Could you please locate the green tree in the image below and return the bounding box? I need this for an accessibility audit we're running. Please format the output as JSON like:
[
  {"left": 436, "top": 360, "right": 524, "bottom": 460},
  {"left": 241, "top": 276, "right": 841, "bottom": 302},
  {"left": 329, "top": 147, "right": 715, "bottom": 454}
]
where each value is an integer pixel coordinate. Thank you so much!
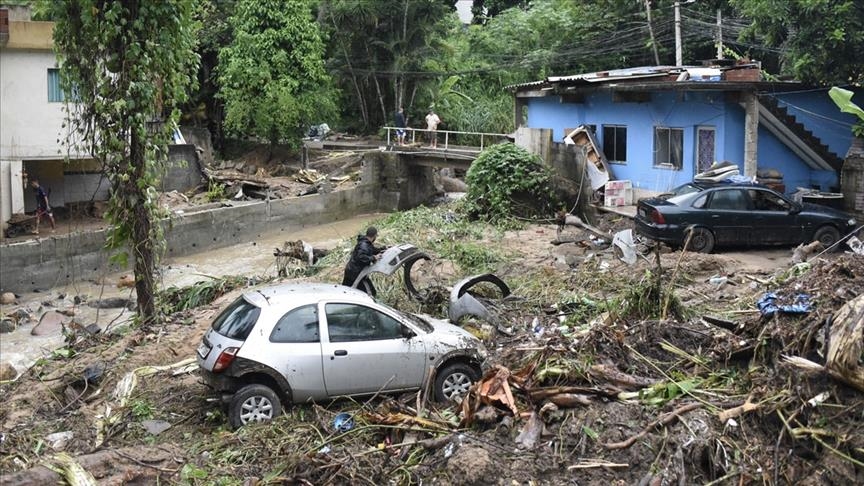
[
  {"left": 321, "top": 0, "right": 456, "bottom": 131},
  {"left": 51, "top": 0, "right": 199, "bottom": 324},
  {"left": 218, "top": 0, "right": 336, "bottom": 149},
  {"left": 731, "top": 0, "right": 864, "bottom": 84}
]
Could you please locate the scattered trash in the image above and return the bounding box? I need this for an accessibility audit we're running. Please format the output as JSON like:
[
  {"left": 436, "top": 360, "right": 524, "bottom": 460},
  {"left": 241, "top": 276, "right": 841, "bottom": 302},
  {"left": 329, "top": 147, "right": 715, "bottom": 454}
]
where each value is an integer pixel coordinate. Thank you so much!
[
  {"left": 45, "top": 431, "right": 74, "bottom": 451},
  {"left": 333, "top": 413, "right": 355, "bottom": 433},
  {"left": 756, "top": 292, "right": 811, "bottom": 317},
  {"left": 611, "top": 229, "right": 637, "bottom": 265},
  {"left": 847, "top": 235, "right": 864, "bottom": 255},
  {"left": 708, "top": 275, "right": 728, "bottom": 285},
  {"left": 141, "top": 420, "right": 172, "bottom": 436}
]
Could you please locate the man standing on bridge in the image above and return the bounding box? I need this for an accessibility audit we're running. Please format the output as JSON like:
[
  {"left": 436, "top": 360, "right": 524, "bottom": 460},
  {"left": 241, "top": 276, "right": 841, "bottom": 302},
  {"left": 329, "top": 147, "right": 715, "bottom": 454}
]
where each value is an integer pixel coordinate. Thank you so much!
[
  {"left": 425, "top": 110, "right": 441, "bottom": 149},
  {"left": 395, "top": 106, "right": 407, "bottom": 146}
]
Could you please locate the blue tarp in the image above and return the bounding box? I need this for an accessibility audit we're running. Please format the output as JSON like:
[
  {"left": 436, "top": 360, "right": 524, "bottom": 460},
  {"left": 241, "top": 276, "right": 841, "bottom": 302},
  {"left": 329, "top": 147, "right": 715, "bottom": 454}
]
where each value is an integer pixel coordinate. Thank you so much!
[{"left": 757, "top": 292, "right": 812, "bottom": 317}]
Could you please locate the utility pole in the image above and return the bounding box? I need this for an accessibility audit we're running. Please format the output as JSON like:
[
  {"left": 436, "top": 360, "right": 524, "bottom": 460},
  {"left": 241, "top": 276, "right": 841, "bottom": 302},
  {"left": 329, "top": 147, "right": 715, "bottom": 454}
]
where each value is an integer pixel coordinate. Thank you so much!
[
  {"left": 674, "top": 1, "right": 683, "bottom": 66},
  {"left": 644, "top": 0, "right": 661, "bottom": 66},
  {"left": 716, "top": 9, "right": 724, "bottom": 59}
]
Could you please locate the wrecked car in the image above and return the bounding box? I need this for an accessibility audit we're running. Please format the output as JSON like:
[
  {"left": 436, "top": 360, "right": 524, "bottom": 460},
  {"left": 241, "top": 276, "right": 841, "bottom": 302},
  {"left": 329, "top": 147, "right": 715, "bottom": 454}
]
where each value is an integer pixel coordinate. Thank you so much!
[
  {"left": 634, "top": 181, "right": 858, "bottom": 253},
  {"left": 197, "top": 283, "right": 486, "bottom": 427}
]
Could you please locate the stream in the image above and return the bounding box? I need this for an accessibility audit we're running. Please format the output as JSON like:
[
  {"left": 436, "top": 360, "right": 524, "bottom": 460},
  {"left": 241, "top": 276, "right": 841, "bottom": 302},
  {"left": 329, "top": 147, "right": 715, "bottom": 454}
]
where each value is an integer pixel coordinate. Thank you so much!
[{"left": 0, "top": 214, "right": 384, "bottom": 372}]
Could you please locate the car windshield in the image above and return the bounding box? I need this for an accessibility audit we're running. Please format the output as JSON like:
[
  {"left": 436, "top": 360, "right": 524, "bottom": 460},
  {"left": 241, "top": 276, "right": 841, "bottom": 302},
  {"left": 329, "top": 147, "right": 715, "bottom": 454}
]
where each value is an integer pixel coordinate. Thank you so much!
[
  {"left": 211, "top": 297, "right": 261, "bottom": 341},
  {"left": 392, "top": 308, "right": 434, "bottom": 333},
  {"left": 663, "top": 183, "right": 703, "bottom": 198}
]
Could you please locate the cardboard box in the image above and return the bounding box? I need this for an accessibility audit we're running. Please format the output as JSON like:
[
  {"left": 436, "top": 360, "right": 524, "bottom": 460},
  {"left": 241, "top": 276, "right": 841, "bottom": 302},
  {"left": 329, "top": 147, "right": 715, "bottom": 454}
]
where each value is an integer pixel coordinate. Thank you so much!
[{"left": 604, "top": 180, "right": 633, "bottom": 207}]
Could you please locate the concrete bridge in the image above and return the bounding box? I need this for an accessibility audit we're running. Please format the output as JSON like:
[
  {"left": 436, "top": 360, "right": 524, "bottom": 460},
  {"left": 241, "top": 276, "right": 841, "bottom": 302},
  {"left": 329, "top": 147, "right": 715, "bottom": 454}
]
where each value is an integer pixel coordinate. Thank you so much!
[{"left": 309, "top": 127, "right": 511, "bottom": 170}]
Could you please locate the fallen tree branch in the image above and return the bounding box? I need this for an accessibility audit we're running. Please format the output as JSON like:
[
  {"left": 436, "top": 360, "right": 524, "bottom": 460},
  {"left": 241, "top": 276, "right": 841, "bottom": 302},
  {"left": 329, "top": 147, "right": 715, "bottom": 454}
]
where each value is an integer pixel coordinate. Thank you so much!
[
  {"left": 603, "top": 402, "right": 702, "bottom": 450},
  {"left": 717, "top": 396, "right": 758, "bottom": 423}
]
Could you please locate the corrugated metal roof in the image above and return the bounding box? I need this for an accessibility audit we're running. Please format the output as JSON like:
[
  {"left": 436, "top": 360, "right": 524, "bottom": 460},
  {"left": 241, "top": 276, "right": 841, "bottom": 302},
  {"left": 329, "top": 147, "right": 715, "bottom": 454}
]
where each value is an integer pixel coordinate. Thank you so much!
[{"left": 509, "top": 64, "right": 766, "bottom": 91}]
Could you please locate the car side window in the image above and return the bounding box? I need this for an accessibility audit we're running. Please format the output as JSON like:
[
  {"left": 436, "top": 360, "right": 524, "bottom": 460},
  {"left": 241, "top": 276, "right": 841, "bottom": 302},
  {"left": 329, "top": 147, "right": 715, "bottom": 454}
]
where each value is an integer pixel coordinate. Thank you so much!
[
  {"left": 707, "top": 189, "right": 747, "bottom": 210},
  {"left": 692, "top": 194, "right": 708, "bottom": 209},
  {"left": 748, "top": 189, "right": 790, "bottom": 211},
  {"left": 270, "top": 304, "right": 319, "bottom": 343},
  {"left": 326, "top": 303, "right": 403, "bottom": 342}
]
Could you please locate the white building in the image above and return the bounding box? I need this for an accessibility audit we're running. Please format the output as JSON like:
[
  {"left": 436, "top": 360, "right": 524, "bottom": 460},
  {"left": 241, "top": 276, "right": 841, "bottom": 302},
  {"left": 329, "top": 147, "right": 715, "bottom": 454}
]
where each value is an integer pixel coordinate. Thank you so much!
[{"left": 0, "top": 5, "right": 104, "bottom": 236}]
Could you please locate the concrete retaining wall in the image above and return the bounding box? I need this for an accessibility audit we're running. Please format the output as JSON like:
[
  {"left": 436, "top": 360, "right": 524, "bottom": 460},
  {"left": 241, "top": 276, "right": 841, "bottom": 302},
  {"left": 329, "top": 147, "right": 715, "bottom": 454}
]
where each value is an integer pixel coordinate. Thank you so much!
[
  {"left": 0, "top": 150, "right": 448, "bottom": 293},
  {"left": 0, "top": 183, "right": 384, "bottom": 293}
]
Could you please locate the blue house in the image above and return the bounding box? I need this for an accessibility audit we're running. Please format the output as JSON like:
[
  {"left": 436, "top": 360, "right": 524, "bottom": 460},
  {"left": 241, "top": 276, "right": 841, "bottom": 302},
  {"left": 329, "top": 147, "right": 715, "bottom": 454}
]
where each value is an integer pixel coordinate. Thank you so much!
[{"left": 511, "top": 63, "right": 860, "bottom": 198}]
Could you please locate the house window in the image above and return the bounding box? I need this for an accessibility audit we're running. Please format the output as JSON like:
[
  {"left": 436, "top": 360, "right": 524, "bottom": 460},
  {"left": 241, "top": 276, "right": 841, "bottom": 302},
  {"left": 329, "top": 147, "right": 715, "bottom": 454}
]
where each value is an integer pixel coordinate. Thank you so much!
[
  {"left": 602, "top": 125, "right": 627, "bottom": 163},
  {"left": 654, "top": 127, "right": 684, "bottom": 169},
  {"left": 47, "top": 68, "right": 66, "bottom": 103}
]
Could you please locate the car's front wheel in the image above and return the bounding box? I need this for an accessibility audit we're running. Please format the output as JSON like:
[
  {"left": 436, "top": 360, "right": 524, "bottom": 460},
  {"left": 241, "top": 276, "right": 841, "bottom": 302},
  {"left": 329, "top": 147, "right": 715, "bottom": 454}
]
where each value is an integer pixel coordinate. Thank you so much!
[
  {"left": 434, "top": 363, "right": 480, "bottom": 402},
  {"left": 228, "top": 384, "right": 282, "bottom": 428},
  {"left": 813, "top": 225, "right": 840, "bottom": 248},
  {"left": 684, "top": 227, "right": 715, "bottom": 253}
]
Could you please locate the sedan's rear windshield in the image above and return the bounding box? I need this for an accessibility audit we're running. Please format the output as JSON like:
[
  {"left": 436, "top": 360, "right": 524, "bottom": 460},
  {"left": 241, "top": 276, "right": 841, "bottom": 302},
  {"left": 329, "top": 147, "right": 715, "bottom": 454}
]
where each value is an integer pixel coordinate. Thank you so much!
[{"left": 211, "top": 297, "right": 261, "bottom": 341}]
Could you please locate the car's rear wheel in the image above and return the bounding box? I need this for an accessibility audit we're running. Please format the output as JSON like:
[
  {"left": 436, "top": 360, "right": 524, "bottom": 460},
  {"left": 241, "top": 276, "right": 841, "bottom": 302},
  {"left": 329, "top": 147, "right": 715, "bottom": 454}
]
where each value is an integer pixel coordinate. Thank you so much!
[
  {"left": 684, "top": 227, "right": 715, "bottom": 253},
  {"left": 434, "top": 363, "right": 480, "bottom": 402},
  {"left": 813, "top": 225, "right": 840, "bottom": 248},
  {"left": 229, "top": 384, "right": 282, "bottom": 428}
]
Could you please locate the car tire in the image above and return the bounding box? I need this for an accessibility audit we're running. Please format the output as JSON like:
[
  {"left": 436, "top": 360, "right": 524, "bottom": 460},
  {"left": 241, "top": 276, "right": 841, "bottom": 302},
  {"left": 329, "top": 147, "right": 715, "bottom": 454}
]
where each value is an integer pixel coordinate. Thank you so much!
[
  {"left": 434, "top": 363, "right": 480, "bottom": 402},
  {"left": 684, "top": 227, "right": 715, "bottom": 254},
  {"left": 813, "top": 225, "right": 840, "bottom": 248},
  {"left": 228, "top": 384, "right": 282, "bottom": 428}
]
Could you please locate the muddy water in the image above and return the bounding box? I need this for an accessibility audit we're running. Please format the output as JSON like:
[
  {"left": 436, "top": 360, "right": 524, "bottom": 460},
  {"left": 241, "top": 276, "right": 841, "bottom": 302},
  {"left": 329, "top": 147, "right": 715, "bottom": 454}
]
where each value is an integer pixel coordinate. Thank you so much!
[{"left": 0, "top": 214, "right": 385, "bottom": 372}]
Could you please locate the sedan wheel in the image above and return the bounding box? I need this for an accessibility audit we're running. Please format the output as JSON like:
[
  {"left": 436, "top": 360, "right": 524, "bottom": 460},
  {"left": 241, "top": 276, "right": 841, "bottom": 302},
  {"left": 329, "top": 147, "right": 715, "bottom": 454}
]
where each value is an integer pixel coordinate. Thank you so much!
[
  {"left": 434, "top": 363, "right": 480, "bottom": 402},
  {"left": 813, "top": 225, "right": 840, "bottom": 248},
  {"left": 229, "top": 384, "right": 282, "bottom": 428},
  {"left": 684, "top": 227, "right": 715, "bottom": 254}
]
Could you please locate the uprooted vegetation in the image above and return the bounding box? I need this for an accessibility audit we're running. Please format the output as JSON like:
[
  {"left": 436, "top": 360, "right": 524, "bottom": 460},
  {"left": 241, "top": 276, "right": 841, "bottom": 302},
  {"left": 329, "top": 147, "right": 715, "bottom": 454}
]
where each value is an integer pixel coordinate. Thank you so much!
[{"left": 1, "top": 202, "right": 862, "bottom": 485}]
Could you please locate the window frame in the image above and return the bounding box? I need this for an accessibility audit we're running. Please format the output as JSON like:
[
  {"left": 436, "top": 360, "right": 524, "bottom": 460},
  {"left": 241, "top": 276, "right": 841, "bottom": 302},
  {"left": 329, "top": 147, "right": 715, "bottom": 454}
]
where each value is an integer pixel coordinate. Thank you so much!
[
  {"left": 654, "top": 126, "right": 684, "bottom": 170},
  {"left": 325, "top": 303, "right": 405, "bottom": 343},
  {"left": 47, "top": 68, "right": 65, "bottom": 103},
  {"left": 601, "top": 124, "right": 627, "bottom": 164},
  {"left": 269, "top": 304, "right": 320, "bottom": 343}
]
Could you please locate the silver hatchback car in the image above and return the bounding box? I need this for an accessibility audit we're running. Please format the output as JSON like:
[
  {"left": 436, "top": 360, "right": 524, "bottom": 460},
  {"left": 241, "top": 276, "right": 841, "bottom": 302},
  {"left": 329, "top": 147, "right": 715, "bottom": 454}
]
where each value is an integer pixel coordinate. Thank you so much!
[{"left": 197, "top": 283, "right": 486, "bottom": 427}]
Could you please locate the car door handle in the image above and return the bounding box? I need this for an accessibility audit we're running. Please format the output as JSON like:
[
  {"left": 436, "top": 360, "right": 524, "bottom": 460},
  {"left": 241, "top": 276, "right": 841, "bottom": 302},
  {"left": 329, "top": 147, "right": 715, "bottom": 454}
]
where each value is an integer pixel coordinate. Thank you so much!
[{"left": 333, "top": 350, "right": 348, "bottom": 356}]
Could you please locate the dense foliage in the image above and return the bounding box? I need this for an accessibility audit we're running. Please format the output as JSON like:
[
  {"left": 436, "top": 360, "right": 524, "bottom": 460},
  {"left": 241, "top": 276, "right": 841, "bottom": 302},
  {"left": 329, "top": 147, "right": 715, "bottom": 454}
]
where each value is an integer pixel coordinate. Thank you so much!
[
  {"left": 731, "top": 0, "right": 864, "bottom": 85},
  {"left": 464, "top": 143, "right": 559, "bottom": 221},
  {"left": 51, "top": 0, "right": 199, "bottom": 323},
  {"left": 218, "top": 0, "right": 336, "bottom": 148}
]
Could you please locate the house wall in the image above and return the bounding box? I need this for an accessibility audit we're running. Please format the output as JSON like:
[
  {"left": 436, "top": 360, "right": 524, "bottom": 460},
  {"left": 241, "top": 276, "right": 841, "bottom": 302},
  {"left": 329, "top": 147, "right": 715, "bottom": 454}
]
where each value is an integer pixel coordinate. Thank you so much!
[
  {"left": 524, "top": 89, "right": 842, "bottom": 195},
  {"left": 773, "top": 89, "right": 861, "bottom": 159},
  {"left": 526, "top": 91, "right": 727, "bottom": 193},
  {"left": 0, "top": 49, "right": 68, "bottom": 160},
  {"left": 723, "top": 104, "right": 837, "bottom": 192}
]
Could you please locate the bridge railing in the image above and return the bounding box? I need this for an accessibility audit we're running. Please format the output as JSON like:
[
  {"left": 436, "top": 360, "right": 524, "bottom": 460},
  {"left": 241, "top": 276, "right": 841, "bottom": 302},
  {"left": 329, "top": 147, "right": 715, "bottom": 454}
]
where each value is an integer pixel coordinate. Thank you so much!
[{"left": 383, "top": 126, "right": 512, "bottom": 152}]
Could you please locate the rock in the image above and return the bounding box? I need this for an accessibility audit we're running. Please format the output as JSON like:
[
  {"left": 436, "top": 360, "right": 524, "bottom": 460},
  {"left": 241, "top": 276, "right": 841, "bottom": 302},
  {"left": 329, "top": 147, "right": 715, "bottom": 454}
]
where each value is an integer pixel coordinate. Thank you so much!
[
  {"left": 0, "top": 292, "right": 16, "bottom": 305},
  {"left": 31, "top": 311, "right": 68, "bottom": 336},
  {"left": 44, "top": 431, "right": 73, "bottom": 451},
  {"left": 73, "top": 295, "right": 83, "bottom": 305},
  {"left": 58, "top": 308, "right": 77, "bottom": 317},
  {"left": 441, "top": 175, "right": 468, "bottom": 192},
  {"left": 88, "top": 297, "right": 132, "bottom": 309},
  {"left": 0, "top": 319, "right": 16, "bottom": 333},
  {"left": 118, "top": 274, "right": 136, "bottom": 288},
  {"left": 84, "top": 323, "right": 102, "bottom": 335},
  {"left": 0, "top": 362, "right": 18, "bottom": 381},
  {"left": 446, "top": 446, "right": 492, "bottom": 485},
  {"left": 83, "top": 362, "right": 106, "bottom": 384}
]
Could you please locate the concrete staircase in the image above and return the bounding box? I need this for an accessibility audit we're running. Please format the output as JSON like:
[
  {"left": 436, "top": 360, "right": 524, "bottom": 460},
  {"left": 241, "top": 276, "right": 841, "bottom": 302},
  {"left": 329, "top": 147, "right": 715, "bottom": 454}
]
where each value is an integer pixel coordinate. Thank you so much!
[{"left": 758, "top": 95, "right": 844, "bottom": 171}]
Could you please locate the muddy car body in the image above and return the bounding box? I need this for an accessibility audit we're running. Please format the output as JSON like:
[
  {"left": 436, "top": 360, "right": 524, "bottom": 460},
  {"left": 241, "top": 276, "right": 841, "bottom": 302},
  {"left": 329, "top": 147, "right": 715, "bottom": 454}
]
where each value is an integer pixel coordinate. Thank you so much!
[
  {"left": 197, "top": 283, "right": 485, "bottom": 427},
  {"left": 634, "top": 182, "right": 857, "bottom": 253}
]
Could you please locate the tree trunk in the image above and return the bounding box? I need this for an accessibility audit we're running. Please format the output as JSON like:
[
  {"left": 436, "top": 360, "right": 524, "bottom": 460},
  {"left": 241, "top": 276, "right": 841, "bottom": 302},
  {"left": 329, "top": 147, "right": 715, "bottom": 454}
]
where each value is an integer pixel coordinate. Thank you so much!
[{"left": 129, "top": 130, "right": 157, "bottom": 324}]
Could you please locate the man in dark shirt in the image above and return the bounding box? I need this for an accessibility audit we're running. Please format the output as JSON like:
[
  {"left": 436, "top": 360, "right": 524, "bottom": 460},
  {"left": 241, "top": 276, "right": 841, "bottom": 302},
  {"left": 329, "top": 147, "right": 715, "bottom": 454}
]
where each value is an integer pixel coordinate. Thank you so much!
[
  {"left": 341, "top": 226, "right": 384, "bottom": 296},
  {"left": 30, "top": 179, "right": 56, "bottom": 234},
  {"left": 394, "top": 107, "right": 407, "bottom": 146}
]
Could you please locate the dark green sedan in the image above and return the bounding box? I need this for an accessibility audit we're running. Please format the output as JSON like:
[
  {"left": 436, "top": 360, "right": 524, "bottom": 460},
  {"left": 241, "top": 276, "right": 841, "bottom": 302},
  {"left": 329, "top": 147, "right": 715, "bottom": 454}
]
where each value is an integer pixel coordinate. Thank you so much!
[{"left": 634, "top": 182, "right": 858, "bottom": 253}]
